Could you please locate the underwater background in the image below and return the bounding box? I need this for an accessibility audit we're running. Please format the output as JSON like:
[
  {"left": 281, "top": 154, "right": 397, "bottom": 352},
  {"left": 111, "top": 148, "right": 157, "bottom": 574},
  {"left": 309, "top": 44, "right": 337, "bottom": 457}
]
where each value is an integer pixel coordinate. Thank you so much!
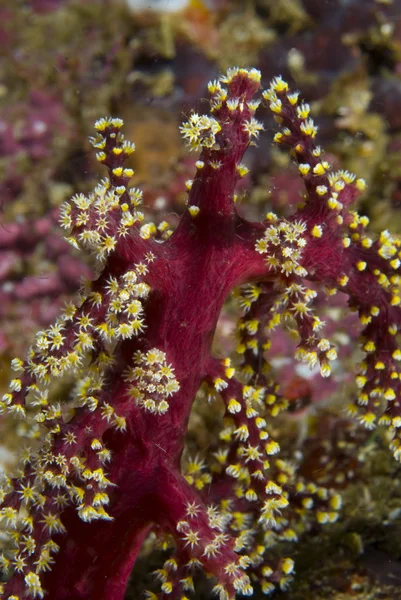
[{"left": 2, "top": 1, "right": 401, "bottom": 598}]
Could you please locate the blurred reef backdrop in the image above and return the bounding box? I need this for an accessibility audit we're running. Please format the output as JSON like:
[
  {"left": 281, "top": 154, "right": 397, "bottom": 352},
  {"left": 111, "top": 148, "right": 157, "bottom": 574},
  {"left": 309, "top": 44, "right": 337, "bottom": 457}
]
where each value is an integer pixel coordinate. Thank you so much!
[{"left": 2, "top": 0, "right": 401, "bottom": 598}]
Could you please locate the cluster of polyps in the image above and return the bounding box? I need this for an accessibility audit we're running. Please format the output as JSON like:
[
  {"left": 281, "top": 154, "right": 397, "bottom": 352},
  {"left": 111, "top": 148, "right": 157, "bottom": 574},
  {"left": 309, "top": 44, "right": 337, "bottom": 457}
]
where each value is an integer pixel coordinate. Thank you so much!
[
  {"left": 124, "top": 348, "right": 180, "bottom": 414},
  {"left": 0, "top": 66, "right": 400, "bottom": 600}
]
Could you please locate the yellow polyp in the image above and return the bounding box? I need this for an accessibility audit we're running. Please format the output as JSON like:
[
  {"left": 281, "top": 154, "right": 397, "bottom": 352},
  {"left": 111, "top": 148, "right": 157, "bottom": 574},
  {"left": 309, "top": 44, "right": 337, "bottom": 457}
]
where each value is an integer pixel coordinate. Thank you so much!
[
  {"left": 236, "top": 164, "right": 250, "bottom": 177},
  {"left": 363, "top": 341, "right": 376, "bottom": 352},
  {"left": 379, "top": 243, "right": 397, "bottom": 260},
  {"left": 245, "top": 489, "right": 258, "bottom": 501},
  {"left": 161, "top": 581, "right": 173, "bottom": 594},
  {"left": 265, "top": 441, "right": 280, "bottom": 455},
  {"left": 320, "top": 363, "right": 331, "bottom": 378},
  {"left": 356, "top": 261, "right": 367, "bottom": 271},
  {"left": 188, "top": 205, "right": 200, "bottom": 217},
  {"left": 246, "top": 339, "right": 258, "bottom": 351},
  {"left": 95, "top": 117, "right": 112, "bottom": 131},
  {"left": 297, "top": 104, "right": 310, "bottom": 119},
  {"left": 112, "top": 167, "right": 123, "bottom": 177},
  {"left": 139, "top": 223, "right": 157, "bottom": 240},
  {"left": 298, "top": 163, "right": 311, "bottom": 176},
  {"left": 300, "top": 118, "right": 318, "bottom": 137},
  {"left": 361, "top": 237, "right": 373, "bottom": 248},
  {"left": 313, "top": 162, "right": 326, "bottom": 175},
  {"left": 358, "top": 393, "right": 368, "bottom": 405},
  {"left": 316, "top": 511, "right": 329, "bottom": 524},
  {"left": 255, "top": 416, "right": 266, "bottom": 429},
  {"left": 225, "top": 367, "right": 235, "bottom": 379},
  {"left": 384, "top": 388, "right": 396, "bottom": 401},
  {"left": 242, "top": 360, "right": 258, "bottom": 381},
  {"left": 270, "top": 100, "right": 282, "bottom": 114},
  {"left": 393, "top": 416, "right": 401, "bottom": 428},
  {"left": 333, "top": 180, "right": 345, "bottom": 192},
  {"left": 282, "top": 558, "right": 295, "bottom": 575},
  {"left": 360, "top": 412, "right": 377, "bottom": 429},
  {"left": 326, "top": 348, "right": 337, "bottom": 361},
  {"left": 311, "top": 225, "right": 322, "bottom": 238},
  {"left": 377, "top": 272, "right": 390, "bottom": 287},
  {"left": 234, "top": 425, "right": 249, "bottom": 441},
  {"left": 330, "top": 494, "right": 342, "bottom": 510},
  {"left": 271, "top": 76, "right": 289, "bottom": 92},
  {"left": 356, "top": 375, "right": 367, "bottom": 388},
  {"left": 214, "top": 377, "right": 228, "bottom": 391},
  {"left": 228, "top": 398, "right": 242, "bottom": 414}
]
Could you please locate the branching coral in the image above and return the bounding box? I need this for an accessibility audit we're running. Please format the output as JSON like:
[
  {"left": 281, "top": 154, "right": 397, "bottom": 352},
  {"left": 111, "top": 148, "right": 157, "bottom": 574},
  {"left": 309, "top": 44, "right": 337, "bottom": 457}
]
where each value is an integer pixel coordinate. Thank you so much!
[{"left": 0, "top": 67, "right": 401, "bottom": 600}]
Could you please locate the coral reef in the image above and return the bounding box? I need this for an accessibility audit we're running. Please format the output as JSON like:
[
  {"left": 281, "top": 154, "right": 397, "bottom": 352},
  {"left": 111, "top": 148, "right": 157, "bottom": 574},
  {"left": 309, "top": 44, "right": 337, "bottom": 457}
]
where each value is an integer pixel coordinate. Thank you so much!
[
  {"left": 1, "top": 67, "right": 401, "bottom": 600},
  {"left": 2, "top": 1, "right": 401, "bottom": 598}
]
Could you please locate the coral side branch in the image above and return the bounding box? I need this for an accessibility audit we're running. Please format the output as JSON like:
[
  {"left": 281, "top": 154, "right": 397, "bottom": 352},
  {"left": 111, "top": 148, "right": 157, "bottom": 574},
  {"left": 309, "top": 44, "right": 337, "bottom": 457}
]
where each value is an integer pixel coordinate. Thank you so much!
[
  {"left": 0, "top": 67, "right": 400, "bottom": 600},
  {"left": 180, "top": 68, "right": 263, "bottom": 218},
  {"left": 61, "top": 117, "right": 151, "bottom": 263}
]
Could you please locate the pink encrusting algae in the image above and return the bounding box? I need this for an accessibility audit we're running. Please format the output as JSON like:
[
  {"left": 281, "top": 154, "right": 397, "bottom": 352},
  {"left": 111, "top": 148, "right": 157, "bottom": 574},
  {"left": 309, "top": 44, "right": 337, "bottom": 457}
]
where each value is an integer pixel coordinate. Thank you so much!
[{"left": 1, "top": 67, "right": 401, "bottom": 599}]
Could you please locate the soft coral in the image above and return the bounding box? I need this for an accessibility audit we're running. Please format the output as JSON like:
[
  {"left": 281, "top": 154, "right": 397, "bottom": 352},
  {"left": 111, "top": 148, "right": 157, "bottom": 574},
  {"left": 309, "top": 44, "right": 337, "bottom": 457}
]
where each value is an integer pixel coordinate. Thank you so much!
[{"left": 1, "top": 67, "right": 401, "bottom": 600}]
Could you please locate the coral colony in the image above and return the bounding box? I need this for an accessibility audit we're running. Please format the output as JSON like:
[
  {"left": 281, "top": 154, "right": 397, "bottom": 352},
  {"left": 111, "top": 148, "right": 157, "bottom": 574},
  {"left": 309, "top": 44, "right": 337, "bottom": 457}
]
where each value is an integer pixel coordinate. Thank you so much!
[{"left": 0, "top": 67, "right": 401, "bottom": 600}]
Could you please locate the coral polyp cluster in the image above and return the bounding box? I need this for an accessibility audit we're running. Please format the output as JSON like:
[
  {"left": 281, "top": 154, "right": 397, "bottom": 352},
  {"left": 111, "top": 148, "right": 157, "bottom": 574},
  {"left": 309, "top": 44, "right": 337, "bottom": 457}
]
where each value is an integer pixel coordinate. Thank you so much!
[{"left": 0, "top": 67, "right": 400, "bottom": 600}]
